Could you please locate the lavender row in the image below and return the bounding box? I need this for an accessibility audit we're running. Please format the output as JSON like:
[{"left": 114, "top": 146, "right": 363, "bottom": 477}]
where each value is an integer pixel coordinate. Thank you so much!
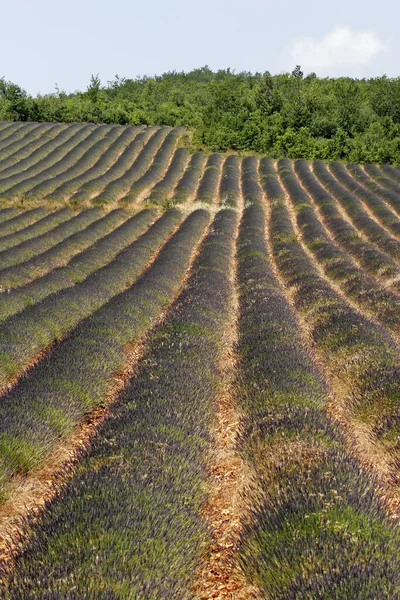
[
  {"left": 379, "top": 162, "right": 400, "bottom": 185},
  {"left": 0, "top": 209, "right": 19, "bottom": 224},
  {"left": 262, "top": 162, "right": 400, "bottom": 471},
  {"left": 235, "top": 192, "right": 400, "bottom": 598},
  {"left": 219, "top": 154, "right": 241, "bottom": 206},
  {"left": 195, "top": 152, "right": 223, "bottom": 203},
  {"left": 0, "top": 123, "right": 59, "bottom": 172},
  {"left": 89, "top": 126, "right": 169, "bottom": 204},
  {"left": 0, "top": 209, "right": 155, "bottom": 321},
  {"left": 0, "top": 126, "right": 108, "bottom": 197},
  {"left": 171, "top": 151, "right": 206, "bottom": 203},
  {"left": 277, "top": 158, "right": 400, "bottom": 332},
  {"left": 313, "top": 160, "right": 400, "bottom": 261},
  {"left": 0, "top": 209, "right": 128, "bottom": 289},
  {"left": 0, "top": 124, "right": 42, "bottom": 159},
  {"left": 7, "top": 125, "right": 123, "bottom": 199},
  {"left": 364, "top": 163, "right": 400, "bottom": 196},
  {"left": 0, "top": 210, "right": 208, "bottom": 485},
  {"left": 0, "top": 209, "right": 100, "bottom": 269},
  {"left": 0, "top": 207, "right": 74, "bottom": 252},
  {"left": 146, "top": 147, "right": 189, "bottom": 205},
  {"left": 294, "top": 159, "right": 400, "bottom": 285},
  {"left": 330, "top": 161, "right": 400, "bottom": 237},
  {"left": 241, "top": 155, "right": 263, "bottom": 204},
  {"left": 121, "top": 127, "right": 184, "bottom": 203},
  {"left": 0, "top": 210, "right": 241, "bottom": 599},
  {"left": 0, "top": 122, "right": 28, "bottom": 144},
  {"left": 346, "top": 162, "right": 400, "bottom": 218},
  {"left": 0, "top": 124, "right": 81, "bottom": 184},
  {"left": 49, "top": 125, "right": 148, "bottom": 202},
  {"left": 0, "top": 207, "right": 48, "bottom": 241},
  {"left": 0, "top": 209, "right": 181, "bottom": 389}
]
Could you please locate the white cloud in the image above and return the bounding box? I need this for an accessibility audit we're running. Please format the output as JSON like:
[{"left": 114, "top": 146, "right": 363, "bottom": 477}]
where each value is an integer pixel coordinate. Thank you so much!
[{"left": 288, "top": 26, "right": 387, "bottom": 73}]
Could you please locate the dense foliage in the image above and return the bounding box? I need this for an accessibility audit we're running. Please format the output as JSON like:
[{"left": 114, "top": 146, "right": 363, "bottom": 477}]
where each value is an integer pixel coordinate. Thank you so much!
[{"left": 3, "top": 68, "right": 400, "bottom": 163}]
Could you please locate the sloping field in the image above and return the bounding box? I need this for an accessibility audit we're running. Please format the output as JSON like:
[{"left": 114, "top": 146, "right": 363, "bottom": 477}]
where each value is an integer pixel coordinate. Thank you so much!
[{"left": 0, "top": 122, "right": 400, "bottom": 597}]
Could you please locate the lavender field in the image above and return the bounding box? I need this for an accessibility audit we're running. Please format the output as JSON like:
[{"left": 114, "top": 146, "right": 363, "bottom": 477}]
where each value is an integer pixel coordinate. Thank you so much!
[{"left": 0, "top": 121, "right": 399, "bottom": 598}]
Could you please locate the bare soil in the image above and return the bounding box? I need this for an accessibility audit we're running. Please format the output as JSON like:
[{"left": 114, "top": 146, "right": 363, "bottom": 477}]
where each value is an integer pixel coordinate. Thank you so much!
[{"left": 193, "top": 195, "right": 262, "bottom": 600}]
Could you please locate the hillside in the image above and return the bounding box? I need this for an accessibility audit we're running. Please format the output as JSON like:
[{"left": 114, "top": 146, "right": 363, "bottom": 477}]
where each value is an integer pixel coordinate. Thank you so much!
[
  {"left": 0, "top": 120, "right": 399, "bottom": 212},
  {"left": 0, "top": 121, "right": 400, "bottom": 597},
  {"left": 3, "top": 68, "right": 400, "bottom": 164}
]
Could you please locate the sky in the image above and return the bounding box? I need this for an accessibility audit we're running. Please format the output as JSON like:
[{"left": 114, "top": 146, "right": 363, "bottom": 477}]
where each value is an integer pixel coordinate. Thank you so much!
[{"left": 0, "top": 0, "right": 399, "bottom": 95}]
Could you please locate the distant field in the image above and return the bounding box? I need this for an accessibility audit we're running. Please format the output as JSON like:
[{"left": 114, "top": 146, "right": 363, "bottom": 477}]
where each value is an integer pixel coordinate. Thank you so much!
[{"left": 1, "top": 121, "right": 400, "bottom": 597}]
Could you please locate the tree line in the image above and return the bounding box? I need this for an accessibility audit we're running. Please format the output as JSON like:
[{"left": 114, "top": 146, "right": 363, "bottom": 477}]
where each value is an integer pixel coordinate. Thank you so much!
[{"left": 1, "top": 66, "right": 400, "bottom": 164}]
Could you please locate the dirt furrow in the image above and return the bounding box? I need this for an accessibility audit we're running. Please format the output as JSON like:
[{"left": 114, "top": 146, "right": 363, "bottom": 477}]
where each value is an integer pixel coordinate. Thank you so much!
[{"left": 193, "top": 201, "right": 261, "bottom": 600}]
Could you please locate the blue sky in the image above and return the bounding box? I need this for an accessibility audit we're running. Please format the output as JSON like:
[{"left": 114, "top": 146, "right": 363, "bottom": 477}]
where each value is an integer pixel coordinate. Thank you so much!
[{"left": 1, "top": 0, "right": 399, "bottom": 94}]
